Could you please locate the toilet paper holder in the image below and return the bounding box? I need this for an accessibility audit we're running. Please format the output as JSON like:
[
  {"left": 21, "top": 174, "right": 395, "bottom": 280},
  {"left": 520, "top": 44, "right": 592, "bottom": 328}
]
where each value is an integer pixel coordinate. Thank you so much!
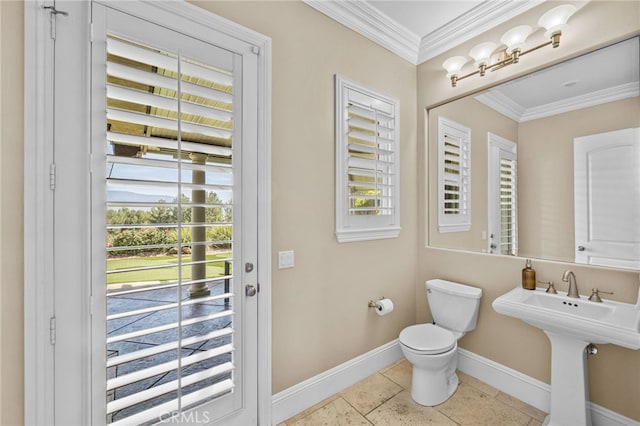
[{"left": 368, "top": 297, "right": 386, "bottom": 308}]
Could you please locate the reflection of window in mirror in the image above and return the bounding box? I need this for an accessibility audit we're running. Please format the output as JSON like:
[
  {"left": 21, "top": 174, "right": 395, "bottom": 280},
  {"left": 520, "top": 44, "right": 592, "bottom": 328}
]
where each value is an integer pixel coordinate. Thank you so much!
[
  {"left": 487, "top": 133, "right": 517, "bottom": 256},
  {"left": 438, "top": 117, "right": 471, "bottom": 233}
]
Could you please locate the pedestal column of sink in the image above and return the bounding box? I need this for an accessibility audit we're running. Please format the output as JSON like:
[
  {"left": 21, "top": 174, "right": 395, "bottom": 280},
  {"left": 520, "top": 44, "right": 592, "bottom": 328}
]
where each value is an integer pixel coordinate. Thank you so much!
[{"left": 543, "top": 331, "right": 592, "bottom": 426}]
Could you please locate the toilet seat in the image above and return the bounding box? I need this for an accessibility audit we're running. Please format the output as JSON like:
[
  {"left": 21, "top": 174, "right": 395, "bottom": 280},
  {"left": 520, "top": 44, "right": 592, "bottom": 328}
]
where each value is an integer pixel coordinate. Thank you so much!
[{"left": 399, "top": 324, "right": 456, "bottom": 355}]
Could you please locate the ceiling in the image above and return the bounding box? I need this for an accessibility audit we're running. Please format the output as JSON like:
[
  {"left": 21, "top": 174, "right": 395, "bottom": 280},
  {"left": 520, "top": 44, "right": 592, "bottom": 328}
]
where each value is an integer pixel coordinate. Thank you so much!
[
  {"left": 304, "top": 1, "right": 640, "bottom": 115},
  {"left": 304, "top": 0, "right": 542, "bottom": 64},
  {"left": 368, "top": 0, "right": 484, "bottom": 39}
]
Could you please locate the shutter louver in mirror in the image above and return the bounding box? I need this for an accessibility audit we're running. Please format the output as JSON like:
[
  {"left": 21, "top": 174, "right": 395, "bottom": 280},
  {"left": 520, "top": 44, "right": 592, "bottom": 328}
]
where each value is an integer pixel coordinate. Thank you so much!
[
  {"left": 438, "top": 118, "right": 471, "bottom": 233},
  {"left": 488, "top": 134, "right": 518, "bottom": 256},
  {"left": 105, "top": 35, "right": 236, "bottom": 425},
  {"left": 335, "top": 76, "right": 400, "bottom": 242},
  {"left": 499, "top": 157, "right": 517, "bottom": 255}
]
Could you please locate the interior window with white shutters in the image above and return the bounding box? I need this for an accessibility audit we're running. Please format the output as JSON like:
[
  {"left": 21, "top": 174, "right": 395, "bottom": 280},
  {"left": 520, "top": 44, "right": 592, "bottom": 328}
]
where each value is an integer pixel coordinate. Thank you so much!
[
  {"left": 103, "top": 34, "right": 236, "bottom": 425},
  {"left": 438, "top": 117, "right": 471, "bottom": 233},
  {"left": 335, "top": 75, "right": 400, "bottom": 242}
]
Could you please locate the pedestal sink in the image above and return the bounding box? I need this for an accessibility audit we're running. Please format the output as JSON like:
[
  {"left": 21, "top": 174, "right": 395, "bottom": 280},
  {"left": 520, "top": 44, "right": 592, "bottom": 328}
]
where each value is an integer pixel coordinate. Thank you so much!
[{"left": 492, "top": 287, "right": 640, "bottom": 426}]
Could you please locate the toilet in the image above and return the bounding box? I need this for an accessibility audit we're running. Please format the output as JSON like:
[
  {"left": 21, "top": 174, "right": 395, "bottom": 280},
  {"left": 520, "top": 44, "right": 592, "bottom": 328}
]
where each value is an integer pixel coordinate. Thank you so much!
[{"left": 399, "top": 279, "right": 482, "bottom": 406}]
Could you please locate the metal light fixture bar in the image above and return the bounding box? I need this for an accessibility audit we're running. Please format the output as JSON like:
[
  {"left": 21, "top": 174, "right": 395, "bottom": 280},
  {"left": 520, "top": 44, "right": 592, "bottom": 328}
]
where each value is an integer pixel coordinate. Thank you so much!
[{"left": 443, "top": 4, "right": 576, "bottom": 88}]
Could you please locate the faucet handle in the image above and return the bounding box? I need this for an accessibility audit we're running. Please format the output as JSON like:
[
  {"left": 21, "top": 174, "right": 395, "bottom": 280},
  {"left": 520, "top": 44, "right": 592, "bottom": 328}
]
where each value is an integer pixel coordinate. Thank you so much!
[
  {"left": 538, "top": 280, "right": 557, "bottom": 294},
  {"left": 588, "top": 288, "right": 613, "bottom": 303}
]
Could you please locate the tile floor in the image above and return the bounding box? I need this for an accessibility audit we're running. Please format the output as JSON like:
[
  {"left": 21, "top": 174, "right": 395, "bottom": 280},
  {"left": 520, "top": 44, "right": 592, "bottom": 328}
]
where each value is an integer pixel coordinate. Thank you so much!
[{"left": 279, "top": 359, "right": 547, "bottom": 426}]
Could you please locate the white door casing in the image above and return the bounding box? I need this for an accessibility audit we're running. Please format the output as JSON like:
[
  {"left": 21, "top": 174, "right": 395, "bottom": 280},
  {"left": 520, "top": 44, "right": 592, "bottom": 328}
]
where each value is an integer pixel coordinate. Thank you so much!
[
  {"left": 24, "top": 1, "right": 271, "bottom": 425},
  {"left": 574, "top": 128, "right": 640, "bottom": 269}
]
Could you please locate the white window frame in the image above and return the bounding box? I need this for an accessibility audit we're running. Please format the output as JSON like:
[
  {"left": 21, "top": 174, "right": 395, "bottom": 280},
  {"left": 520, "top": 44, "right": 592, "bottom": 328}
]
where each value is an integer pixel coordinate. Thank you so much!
[
  {"left": 24, "top": 1, "right": 272, "bottom": 424},
  {"left": 334, "top": 75, "right": 400, "bottom": 243},
  {"left": 437, "top": 117, "right": 471, "bottom": 233},
  {"left": 487, "top": 133, "right": 518, "bottom": 256}
]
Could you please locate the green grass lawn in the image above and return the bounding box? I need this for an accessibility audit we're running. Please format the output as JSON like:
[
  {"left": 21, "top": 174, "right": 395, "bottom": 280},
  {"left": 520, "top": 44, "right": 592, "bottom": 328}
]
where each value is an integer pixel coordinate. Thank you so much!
[{"left": 107, "top": 252, "right": 232, "bottom": 285}]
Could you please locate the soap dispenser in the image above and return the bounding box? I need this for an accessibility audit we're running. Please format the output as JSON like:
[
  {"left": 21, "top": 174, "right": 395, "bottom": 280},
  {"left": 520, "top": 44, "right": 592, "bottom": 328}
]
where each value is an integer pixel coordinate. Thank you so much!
[{"left": 522, "top": 259, "right": 536, "bottom": 290}]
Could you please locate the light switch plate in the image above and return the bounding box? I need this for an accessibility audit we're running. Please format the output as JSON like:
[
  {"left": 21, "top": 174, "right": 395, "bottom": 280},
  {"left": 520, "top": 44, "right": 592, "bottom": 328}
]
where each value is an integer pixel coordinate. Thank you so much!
[{"left": 278, "top": 250, "right": 294, "bottom": 269}]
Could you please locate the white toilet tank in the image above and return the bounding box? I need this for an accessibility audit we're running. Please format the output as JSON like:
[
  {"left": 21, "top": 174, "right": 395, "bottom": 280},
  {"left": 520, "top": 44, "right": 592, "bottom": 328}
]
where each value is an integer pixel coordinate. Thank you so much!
[{"left": 426, "top": 279, "right": 482, "bottom": 333}]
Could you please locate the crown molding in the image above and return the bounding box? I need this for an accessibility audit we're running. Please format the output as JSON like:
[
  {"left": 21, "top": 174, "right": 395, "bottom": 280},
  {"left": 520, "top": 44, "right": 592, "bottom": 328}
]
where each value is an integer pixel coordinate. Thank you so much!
[
  {"left": 417, "top": 0, "right": 543, "bottom": 64},
  {"left": 304, "top": 0, "right": 420, "bottom": 64},
  {"left": 474, "top": 90, "right": 526, "bottom": 122},
  {"left": 304, "top": 0, "right": 542, "bottom": 66},
  {"left": 475, "top": 82, "right": 640, "bottom": 123}
]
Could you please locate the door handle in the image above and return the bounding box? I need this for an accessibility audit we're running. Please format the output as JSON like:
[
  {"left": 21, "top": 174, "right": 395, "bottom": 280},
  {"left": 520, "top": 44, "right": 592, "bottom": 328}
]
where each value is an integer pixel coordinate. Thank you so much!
[
  {"left": 577, "top": 246, "right": 585, "bottom": 252},
  {"left": 245, "top": 284, "right": 257, "bottom": 297}
]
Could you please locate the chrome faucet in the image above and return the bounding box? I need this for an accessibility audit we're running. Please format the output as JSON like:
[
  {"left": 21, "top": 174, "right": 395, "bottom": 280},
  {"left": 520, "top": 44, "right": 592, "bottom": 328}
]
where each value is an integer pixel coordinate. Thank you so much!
[{"left": 562, "top": 270, "right": 580, "bottom": 298}]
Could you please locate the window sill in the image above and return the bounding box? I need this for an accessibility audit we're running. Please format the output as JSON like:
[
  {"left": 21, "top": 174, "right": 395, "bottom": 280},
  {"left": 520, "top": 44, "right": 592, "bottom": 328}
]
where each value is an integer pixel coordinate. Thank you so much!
[{"left": 336, "top": 227, "right": 401, "bottom": 243}]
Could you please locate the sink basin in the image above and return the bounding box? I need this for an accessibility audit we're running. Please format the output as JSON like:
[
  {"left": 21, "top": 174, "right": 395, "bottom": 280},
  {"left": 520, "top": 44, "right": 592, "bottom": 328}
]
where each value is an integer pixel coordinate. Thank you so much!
[
  {"left": 493, "top": 286, "right": 640, "bottom": 425},
  {"left": 493, "top": 287, "right": 640, "bottom": 349}
]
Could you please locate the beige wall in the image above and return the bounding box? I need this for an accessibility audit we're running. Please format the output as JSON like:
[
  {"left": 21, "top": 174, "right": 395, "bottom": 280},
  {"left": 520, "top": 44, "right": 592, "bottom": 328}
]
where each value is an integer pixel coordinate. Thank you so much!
[
  {"left": 427, "top": 97, "right": 518, "bottom": 252},
  {"left": 518, "top": 97, "right": 640, "bottom": 262},
  {"left": 418, "top": 0, "right": 640, "bottom": 420},
  {"left": 0, "top": 1, "right": 418, "bottom": 423},
  {"left": 1, "top": 1, "right": 24, "bottom": 426},
  {"left": 193, "top": 1, "right": 418, "bottom": 394}
]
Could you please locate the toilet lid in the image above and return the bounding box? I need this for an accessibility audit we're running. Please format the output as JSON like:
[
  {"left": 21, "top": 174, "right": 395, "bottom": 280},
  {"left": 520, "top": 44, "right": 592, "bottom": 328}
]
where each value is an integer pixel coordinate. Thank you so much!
[{"left": 399, "top": 324, "right": 456, "bottom": 355}]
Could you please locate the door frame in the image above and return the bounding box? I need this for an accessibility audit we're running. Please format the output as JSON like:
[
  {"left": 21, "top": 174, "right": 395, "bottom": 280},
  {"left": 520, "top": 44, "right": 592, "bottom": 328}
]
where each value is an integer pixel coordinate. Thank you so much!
[{"left": 24, "top": 1, "right": 272, "bottom": 424}]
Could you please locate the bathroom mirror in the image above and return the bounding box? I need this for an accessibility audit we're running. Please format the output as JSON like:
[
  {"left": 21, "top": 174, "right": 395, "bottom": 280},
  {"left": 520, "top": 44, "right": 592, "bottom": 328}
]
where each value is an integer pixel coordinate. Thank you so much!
[{"left": 427, "top": 36, "right": 640, "bottom": 269}]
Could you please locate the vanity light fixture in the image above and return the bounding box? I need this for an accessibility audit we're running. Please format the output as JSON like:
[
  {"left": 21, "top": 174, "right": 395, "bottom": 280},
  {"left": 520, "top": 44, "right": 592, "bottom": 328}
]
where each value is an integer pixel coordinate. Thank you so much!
[{"left": 442, "top": 4, "right": 576, "bottom": 87}]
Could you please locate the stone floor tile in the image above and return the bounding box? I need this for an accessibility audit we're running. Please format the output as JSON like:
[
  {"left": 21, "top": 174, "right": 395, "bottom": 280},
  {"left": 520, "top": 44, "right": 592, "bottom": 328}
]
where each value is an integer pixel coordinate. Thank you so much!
[
  {"left": 381, "top": 359, "right": 412, "bottom": 390},
  {"left": 280, "top": 395, "right": 341, "bottom": 425},
  {"left": 341, "top": 373, "right": 404, "bottom": 416},
  {"left": 456, "top": 371, "right": 499, "bottom": 397},
  {"left": 288, "top": 397, "right": 372, "bottom": 426},
  {"left": 495, "top": 391, "right": 547, "bottom": 422},
  {"left": 366, "top": 390, "right": 458, "bottom": 425},
  {"left": 435, "top": 382, "right": 531, "bottom": 425}
]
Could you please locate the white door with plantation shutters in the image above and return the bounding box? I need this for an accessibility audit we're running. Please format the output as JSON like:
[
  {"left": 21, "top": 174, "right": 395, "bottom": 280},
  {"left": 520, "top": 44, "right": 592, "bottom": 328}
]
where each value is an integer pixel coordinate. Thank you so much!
[
  {"left": 31, "top": 1, "right": 269, "bottom": 424},
  {"left": 91, "top": 4, "right": 259, "bottom": 425},
  {"left": 488, "top": 134, "right": 518, "bottom": 256}
]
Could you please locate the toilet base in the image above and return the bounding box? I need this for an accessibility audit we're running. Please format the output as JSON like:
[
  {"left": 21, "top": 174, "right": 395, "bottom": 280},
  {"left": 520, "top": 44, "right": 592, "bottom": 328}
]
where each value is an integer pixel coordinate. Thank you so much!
[{"left": 410, "top": 368, "right": 458, "bottom": 406}]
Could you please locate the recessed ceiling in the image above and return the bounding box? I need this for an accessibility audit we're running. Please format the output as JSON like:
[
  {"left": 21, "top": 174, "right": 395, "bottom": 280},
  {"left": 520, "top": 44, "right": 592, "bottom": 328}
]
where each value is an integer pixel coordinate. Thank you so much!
[
  {"left": 367, "top": 0, "right": 484, "bottom": 39},
  {"left": 304, "top": 0, "right": 542, "bottom": 64}
]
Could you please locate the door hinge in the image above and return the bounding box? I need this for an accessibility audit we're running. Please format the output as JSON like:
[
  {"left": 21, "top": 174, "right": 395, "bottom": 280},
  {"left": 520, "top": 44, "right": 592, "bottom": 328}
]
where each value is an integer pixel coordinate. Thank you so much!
[
  {"left": 49, "top": 316, "right": 56, "bottom": 346},
  {"left": 49, "top": 163, "right": 56, "bottom": 190}
]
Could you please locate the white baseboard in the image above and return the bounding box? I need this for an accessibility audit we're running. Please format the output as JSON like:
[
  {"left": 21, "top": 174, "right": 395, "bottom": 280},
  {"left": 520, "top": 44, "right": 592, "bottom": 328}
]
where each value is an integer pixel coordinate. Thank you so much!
[
  {"left": 270, "top": 340, "right": 638, "bottom": 426},
  {"left": 457, "top": 348, "right": 639, "bottom": 426},
  {"left": 271, "top": 339, "right": 403, "bottom": 424}
]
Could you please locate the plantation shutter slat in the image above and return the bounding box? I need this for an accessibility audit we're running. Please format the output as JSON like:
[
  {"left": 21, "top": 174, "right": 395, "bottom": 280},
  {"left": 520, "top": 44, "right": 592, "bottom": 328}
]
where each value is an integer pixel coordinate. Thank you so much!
[
  {"left": 107, "top": 37, "right": 234, "bottom": 87},
  {"left": 106, "top": 344, "right": 234, "bottom": 391},
  {"left": 104, "top": 34, "right": 237, "bottom": 424},
  {"left": 107, "top": 362, "right": 235, "bottom": 414},
  {"left": 106, "top": 61, "right": 234, "bottom": 106},
  {"left": 107, "top": 131, "right": 232, "bottom": 157},
  {"left": 107, "top": 108, "right": 232, "bottom": 140},
  {"left": 107, "top": 328, "right": 233, "bottom": 368},
  {"left": 109, "top": 379, "right": 234, "bottom": 426},
  {"left": 106, "top": 154, "right": 231, "bottom": 174}
]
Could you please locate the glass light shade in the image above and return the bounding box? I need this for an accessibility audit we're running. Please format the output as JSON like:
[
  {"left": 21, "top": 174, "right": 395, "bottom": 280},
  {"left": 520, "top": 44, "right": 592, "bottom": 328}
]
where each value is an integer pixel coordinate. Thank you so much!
[
  {"left": 501, "top": 25, "right": 532, "bottom": 54},
  {"left": 538, "top": 4, "right": 576, "bottom": 38},
  {"left": 469, "top": 42, "right": 497, "bottom": 66},
  {"left": 442, "top": 56, "right": 468, "bottom": 77}
]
